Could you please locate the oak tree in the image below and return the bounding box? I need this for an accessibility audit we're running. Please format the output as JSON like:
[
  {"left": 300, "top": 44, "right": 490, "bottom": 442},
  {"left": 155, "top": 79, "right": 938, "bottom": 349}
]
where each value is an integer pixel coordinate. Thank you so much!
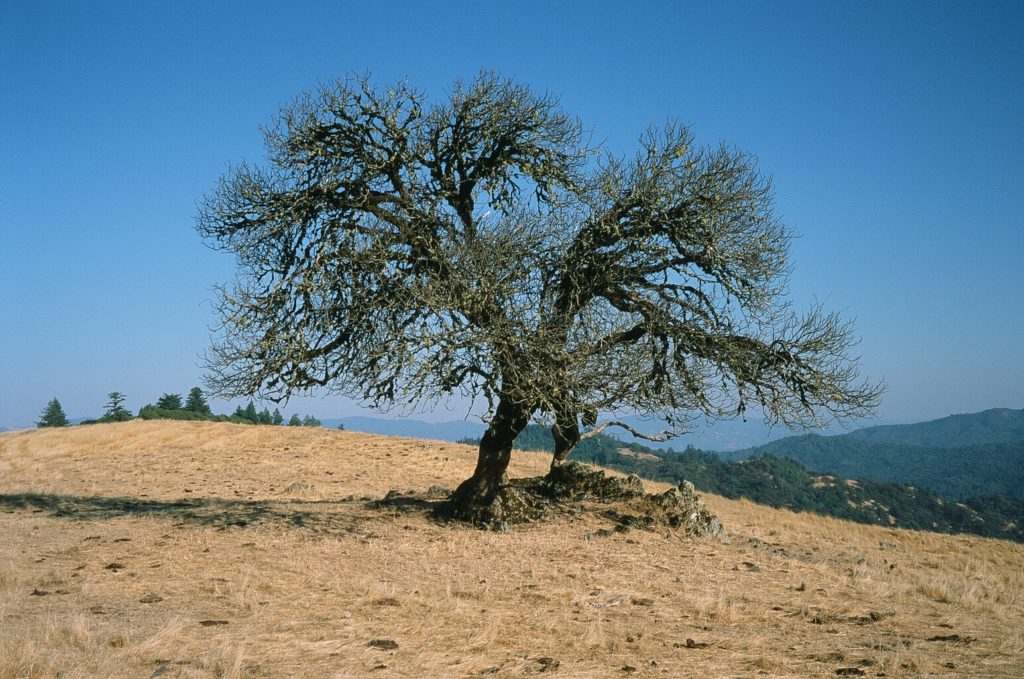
[{"left": 198, "top": 73, "right": 882, "bottom": 520}]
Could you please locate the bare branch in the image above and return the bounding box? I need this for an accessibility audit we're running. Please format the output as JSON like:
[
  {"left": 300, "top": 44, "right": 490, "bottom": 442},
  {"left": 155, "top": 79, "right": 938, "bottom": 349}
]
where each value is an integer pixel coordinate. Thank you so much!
[{"left": 581, "top": 421, "right": 674, "bottom": 443}]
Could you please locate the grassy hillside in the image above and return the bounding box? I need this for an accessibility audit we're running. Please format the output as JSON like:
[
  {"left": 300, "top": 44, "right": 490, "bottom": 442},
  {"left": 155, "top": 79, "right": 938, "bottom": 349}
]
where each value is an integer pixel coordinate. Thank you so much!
[{"left": 2, "top": 421, "right": 1023, "bottom": 678}]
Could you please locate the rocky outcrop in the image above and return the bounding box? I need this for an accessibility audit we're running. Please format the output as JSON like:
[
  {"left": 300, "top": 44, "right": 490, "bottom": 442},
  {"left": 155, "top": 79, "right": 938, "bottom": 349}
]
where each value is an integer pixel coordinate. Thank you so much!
[{"left": 436, "top": 461, "right": 725, "bottom": 538}]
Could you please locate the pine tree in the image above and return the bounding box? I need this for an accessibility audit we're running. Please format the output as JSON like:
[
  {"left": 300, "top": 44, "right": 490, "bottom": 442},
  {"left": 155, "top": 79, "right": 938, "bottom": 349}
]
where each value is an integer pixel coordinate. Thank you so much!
[
  {"left": 272, "top": 408, "right": 283, "bottom": 425},
  {"left": 257, "top": 408, "right": 273, "bottom": 425},
  {"left": 302, "top": 415, "right": 322, "bottom": 427},
  {"left": 243, "top": 401, "right": 258, "bottom": 423},
  {"left": 288, "top": 414, "right": 302, "bottom": 426},
  {"left": 184, "top": 387, "right": 211, "bottom": 414},
  {"left": 37, "top": 398, "right": 69, "bottom": 427}
]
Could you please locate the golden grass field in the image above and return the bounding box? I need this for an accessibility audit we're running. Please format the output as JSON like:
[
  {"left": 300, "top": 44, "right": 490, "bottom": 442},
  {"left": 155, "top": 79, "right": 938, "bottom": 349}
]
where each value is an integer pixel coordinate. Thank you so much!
[{"left": 1, "top": 421, "right": 1022, "bottom": 678}]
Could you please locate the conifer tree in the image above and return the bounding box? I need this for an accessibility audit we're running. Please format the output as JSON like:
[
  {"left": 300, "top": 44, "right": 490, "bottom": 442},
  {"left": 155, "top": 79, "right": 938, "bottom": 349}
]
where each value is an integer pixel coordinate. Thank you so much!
[
  {"left": 156, "top": 393, "right": 183, "bottom": 410},
  {"left": 184, "top": 387, "right": 211, "bottom": 414},
  {"left": 100, "top": 392, "right": 133, "bottom": 422},
  {"left": 37, "top": 398, "right": 69, "bottom": 427}
]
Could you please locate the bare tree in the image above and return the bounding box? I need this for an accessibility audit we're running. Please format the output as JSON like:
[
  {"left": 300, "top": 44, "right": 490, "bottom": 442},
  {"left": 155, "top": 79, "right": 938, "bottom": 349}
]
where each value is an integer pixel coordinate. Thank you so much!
[{"left": 197, "top": 73, "right": 882, "bottom": 520}]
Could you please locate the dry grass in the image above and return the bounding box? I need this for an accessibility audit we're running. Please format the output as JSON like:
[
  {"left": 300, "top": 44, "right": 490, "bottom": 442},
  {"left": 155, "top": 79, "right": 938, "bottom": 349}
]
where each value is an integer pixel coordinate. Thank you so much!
[{"left": 1, "top": 420, "right": 1022, "bottom": 677}]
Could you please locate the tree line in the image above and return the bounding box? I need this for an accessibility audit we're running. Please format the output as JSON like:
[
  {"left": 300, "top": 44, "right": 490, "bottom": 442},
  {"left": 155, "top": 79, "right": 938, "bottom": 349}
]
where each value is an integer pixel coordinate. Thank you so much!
[{"left": 36, "top": 389, "right": 336, "bottom": 429}]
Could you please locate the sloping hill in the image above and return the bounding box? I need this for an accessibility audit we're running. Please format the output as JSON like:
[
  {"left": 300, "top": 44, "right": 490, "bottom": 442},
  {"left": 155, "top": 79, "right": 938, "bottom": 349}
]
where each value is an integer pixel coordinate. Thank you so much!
[
  {"left": 846, "top": 408, "right": 1024, "bottom": 447},
  {"left": 2, "top": 421, "right": 1023, "bottom": 678},
  {"left": 728, "top": 409, "right": 1024, "bottom": 499}
]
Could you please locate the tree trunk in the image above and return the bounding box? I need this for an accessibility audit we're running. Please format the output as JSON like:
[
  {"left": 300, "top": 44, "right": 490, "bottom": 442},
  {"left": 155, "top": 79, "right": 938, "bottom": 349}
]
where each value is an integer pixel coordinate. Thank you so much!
[
  {"left": 549, "top": 411, "right": 581, "bottom": 471},
  {"left": 449, "top": 395, "right": 530, "bottom": 510}
]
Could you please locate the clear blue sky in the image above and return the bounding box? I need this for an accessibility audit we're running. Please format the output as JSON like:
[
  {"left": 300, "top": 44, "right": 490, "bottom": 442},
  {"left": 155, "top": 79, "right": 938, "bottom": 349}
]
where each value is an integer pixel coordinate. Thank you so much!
[{"left": 2, "top": 0, "right": 1021, "bottom": 428}]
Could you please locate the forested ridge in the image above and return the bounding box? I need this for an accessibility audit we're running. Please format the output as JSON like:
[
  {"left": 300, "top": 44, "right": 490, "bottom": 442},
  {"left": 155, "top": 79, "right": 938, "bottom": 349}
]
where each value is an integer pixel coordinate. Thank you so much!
[{"left": 729, "top": 408, "right": 1024, "bottom": 500}]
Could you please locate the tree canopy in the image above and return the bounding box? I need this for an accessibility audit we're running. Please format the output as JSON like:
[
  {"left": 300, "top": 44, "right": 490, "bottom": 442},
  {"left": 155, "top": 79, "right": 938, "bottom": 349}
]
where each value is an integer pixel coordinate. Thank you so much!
[
  {"left": 156, "top": 393, "right": 183, "bottom": 410},
  {"left": 198, "top": 72, "right": 882, "bottom": 519}
]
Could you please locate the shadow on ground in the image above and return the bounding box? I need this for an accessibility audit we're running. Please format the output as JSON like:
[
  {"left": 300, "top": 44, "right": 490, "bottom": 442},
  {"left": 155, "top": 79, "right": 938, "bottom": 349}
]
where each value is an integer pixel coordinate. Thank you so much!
[
  {"left": 1, "top": 464, "right": 726, "bottom": 537},
  {"left": 0, "top": 491, "right": 443, "bottom": 534}
]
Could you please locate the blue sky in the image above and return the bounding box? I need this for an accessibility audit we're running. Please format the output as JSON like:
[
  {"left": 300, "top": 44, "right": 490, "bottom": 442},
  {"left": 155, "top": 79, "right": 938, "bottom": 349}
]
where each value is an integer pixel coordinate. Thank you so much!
[{"left": 2, "top": 0, "right": 1021, "bottom": 429}]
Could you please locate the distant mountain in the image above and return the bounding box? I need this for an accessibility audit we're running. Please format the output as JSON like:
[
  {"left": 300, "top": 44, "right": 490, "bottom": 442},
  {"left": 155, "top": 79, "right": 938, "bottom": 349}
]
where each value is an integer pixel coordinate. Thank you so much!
[
  {"left": 727, "top": 408, "right": 1024, "bottom": 500},
  {"left": 324, "top": 416, "right": 486, "bottom": 442},
  {"left": 844, "top": 408, "right": 1024, "bottom": 447}
]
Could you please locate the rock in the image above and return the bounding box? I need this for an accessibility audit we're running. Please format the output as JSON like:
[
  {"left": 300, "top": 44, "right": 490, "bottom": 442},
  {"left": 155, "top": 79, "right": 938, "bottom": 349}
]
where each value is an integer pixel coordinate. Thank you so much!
[
  {"left": 139, "top": 593, "right": 164, "bottom": 604},
  {"left": 677, "top": 638, "right": 708, "bottom": 649},
  {"left": 198, "top": 620, "right": 229, "bottom": 626},
  {"left": 835, "top": 669, "right": 865, "bottom": 676},
  {"left": 650, "top": 481, "right": 727, "bottom": 538},
  {"left": 535, "top": 657, "right": 560, "bottom": 672},
  {"left": 284, "top": 481, "right": 313, "bottom": 493},
  {"left": 544, "top": 462, "right": 646, "bottom": 500},
  {"left": 368, "top": 639, "right": 399, "bottom": 650}
]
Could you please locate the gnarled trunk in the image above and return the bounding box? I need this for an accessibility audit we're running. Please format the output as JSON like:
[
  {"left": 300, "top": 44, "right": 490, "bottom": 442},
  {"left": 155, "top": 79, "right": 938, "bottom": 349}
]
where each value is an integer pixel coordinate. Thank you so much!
[
  {"left": 549, "top": 411, "right": 581, "bottom": 471},
  {"left": 448, "top": 395, "right": 530, "bottom": 512}
]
